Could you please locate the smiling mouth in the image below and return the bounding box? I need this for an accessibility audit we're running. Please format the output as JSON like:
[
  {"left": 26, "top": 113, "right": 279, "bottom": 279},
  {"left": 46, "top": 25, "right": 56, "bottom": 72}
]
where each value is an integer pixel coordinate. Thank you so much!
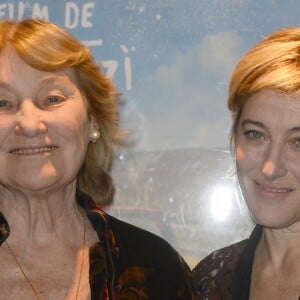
[
  {"left": 255, "top": 181, "right": 293, "bottom": 194},
  {"left": 261, "top": 186, "right": 292, "bottom": 193},
  {"left": 9, "top": 146, "right": 58, "bottom": 155}
]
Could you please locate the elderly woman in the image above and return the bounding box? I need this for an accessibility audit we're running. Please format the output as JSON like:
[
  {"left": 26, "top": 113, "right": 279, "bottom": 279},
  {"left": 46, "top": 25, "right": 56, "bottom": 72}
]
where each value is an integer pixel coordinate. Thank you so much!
[
  {"left": 0, "top": 19, "right": 192, "bottom": 299},
  {"left": 193, "top": 27, "right": 300, "bottom": 299}
]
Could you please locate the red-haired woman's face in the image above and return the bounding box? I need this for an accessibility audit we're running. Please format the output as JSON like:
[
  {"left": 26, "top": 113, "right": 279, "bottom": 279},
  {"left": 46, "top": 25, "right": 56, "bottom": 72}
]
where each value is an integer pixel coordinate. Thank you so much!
[
  {"left": 236, "top": 89, "right": 300, "bottom": 230},
  {"left": 0, "top": 46, "right": 94, "bottom": 194}
]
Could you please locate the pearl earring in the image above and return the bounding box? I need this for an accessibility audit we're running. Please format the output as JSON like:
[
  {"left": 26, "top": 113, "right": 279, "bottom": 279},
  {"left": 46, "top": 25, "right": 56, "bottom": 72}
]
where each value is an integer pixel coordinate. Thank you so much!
[{"left": 89, "top": 130, "right": 100, "bottom": 143}]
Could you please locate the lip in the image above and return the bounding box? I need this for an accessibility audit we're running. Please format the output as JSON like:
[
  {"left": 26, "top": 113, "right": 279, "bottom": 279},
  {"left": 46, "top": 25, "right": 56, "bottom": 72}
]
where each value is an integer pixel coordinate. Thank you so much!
[
  {"left": 254, "top": 180, "right": 294, "bottom": 194},
  {"left": 9, "top": 145, "right": 58, "bottom": 155}
]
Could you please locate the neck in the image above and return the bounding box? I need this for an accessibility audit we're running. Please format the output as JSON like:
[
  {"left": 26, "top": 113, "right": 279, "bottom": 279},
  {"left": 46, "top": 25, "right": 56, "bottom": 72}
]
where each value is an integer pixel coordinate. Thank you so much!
[
  {"left": 0, "top": 181, "right": 85, "bottom": 247},
  {"left": 256, "top": 226, "right": 300, "bottom": 268}
]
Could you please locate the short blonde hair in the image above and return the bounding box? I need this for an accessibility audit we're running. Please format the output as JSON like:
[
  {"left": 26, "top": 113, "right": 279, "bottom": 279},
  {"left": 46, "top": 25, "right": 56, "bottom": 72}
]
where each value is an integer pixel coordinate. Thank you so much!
[
  {"left": 228, "top": 27, "right": 300, "bottom": 144},
  {"left": 0, "top": 19, "right": 121, "bottom": 204}
]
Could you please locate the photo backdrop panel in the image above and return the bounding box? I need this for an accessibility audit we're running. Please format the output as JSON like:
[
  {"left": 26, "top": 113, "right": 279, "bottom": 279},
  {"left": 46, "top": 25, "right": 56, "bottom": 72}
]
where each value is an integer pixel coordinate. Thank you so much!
[{"left": 2, "top": 0, "right": 299, "bottom": 266}]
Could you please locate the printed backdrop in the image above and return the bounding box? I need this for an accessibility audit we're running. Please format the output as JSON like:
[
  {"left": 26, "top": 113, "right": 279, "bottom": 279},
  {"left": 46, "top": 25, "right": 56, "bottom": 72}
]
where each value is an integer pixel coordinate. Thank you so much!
[{"left": 1, "top": 0, "right": 299, "bottom": 267}]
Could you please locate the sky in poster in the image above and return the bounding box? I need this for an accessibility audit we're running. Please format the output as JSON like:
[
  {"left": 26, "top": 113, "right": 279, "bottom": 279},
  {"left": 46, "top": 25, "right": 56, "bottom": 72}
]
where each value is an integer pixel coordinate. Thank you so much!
[{"left": 1, "top": 0, "right": 300, "bottom": 151}]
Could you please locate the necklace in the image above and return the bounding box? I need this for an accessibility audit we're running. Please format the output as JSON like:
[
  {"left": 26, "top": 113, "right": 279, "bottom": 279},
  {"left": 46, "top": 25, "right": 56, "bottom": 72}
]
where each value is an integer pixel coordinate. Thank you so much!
[{"left": 5, "top": 216, "right": 86, "bottom": 300}]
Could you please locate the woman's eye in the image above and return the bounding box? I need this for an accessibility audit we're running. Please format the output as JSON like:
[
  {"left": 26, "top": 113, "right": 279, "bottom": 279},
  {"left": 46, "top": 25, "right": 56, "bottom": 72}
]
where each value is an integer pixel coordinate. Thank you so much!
[
  {"left": 0, "top": 99, "right": 10, "bottom": 109},
  {"left": 292, "top": 138, "right": 300, "bottom": 148},
  {"left": 244, "top": 130, "right": 263, "bottom": 140},
  {"left": 46, "top": 95, "right": 64, "bottom": 105}
]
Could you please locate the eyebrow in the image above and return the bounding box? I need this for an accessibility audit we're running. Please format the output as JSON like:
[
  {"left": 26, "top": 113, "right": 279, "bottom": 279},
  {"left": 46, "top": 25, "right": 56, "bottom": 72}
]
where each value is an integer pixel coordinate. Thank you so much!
[
  {"left": 38, "top": 75, "right": 75, "bottom": 87},
  {"left": 0, "top": 82, "right": 13, "bottom": 90},
  {"left": 0, "top": 75, "right": 74, "bottom": 90},
  {"left": 0, "top": 75, "right": 77, "bottom": 100},
  {"left": 288, "top": 127, "right": 300, "bottom": 134},
  {"left": 240, "top": 119, "right": 267, "bottom": 130},
  {"left": 241, "top": 119, "right": 300, "bottom": 134}
]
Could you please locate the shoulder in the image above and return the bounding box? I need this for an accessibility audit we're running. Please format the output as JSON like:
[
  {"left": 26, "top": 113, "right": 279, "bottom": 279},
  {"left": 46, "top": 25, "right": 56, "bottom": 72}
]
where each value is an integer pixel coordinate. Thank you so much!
[
  {"left": 192, "top": 240, "right": 248, "bottom": 299},
  {"left": 106, "top": 212, "right": 184, "bottom": 265},
  {"left": 81, "top": 192, "right": 193, "bottom": 297},
  {"left": 106, "top": 212, "right": 194, "bottom": 299},
  {"left": 82, "top": 195, "right": 181, "bottom": 265}
]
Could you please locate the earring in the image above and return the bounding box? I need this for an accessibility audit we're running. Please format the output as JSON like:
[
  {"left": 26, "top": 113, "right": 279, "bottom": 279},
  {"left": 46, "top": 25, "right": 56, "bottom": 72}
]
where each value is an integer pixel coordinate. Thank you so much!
[{"left": 89, "top": 130, "right": 100, "bottom": 143}]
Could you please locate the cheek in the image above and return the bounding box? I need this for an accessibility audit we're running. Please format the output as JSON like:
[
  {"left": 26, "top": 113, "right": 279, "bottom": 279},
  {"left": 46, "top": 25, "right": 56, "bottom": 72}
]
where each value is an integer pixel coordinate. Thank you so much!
[
  {"left": 236, "top": 145, "right": 245, "bottom": 162},
  {"left": 53, "top": 117, "right": 90, "bottom": 173},
  {"left": 64, "top": 126, "right": 89, "bottom": 155},
  {"left": 286, "top": 152, "right": 300, "bottom": 178},
  {"left": 235, "top": 145, "right": 255, "bottom": 201},
  {"left": 235, "top": 146, "right": 247, "bottom": 185},
  {"left": 235, "top": 145, "right": 249, "bottom": 172},
  {"left": 235, "top": 143, "right": 261, "bottom": 175},
  {"left": 0, "top": 118, "right": 15, "bottom": 146},
  {"left": 55, "top": 112, "right": 90, "bottom": 144}
]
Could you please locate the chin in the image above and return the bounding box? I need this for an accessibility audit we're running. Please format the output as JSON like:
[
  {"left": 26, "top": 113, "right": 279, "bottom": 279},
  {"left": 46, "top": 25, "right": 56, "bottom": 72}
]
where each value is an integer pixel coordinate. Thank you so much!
[
  {"left": 17, "top": 182, "right": 58, "bottom": 193},
  {"left": 11, "top": 174, "right": 61, "bottom": 192},
  {"left": 252, "top": 213, "right": 297, "bottom": 230}
]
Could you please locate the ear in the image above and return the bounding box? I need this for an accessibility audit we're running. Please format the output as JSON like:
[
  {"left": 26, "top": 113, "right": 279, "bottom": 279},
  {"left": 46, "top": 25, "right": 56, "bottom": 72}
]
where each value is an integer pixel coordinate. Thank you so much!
[{"left": 89, "top": 115, "right": 99, "bottom": 131}]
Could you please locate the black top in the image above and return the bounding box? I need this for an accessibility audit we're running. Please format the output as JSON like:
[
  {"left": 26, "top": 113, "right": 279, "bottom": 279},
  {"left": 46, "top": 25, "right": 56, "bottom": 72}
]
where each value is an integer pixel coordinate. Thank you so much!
[{"left": 192, "top": 225, "right": 262, "bottom": 300}]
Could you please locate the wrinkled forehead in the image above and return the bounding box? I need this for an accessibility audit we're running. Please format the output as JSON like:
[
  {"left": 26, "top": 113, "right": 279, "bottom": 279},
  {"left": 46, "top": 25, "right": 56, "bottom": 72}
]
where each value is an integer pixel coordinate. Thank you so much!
[
  {"left": 238, "top": 89, "right": 300, "bottom": 124},
  {"left": 0, "top": 45, "right": 79, "bottom": 88}
]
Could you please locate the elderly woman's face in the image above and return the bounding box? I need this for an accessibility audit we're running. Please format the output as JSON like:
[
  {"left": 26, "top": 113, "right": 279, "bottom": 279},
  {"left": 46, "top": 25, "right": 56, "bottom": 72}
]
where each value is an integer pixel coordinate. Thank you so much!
[
  {"left": 235, "top": 89, "right": 300, "bottom": 229},
  {"left": 0, "top": 47, "right": 93, "bottom": 193}
]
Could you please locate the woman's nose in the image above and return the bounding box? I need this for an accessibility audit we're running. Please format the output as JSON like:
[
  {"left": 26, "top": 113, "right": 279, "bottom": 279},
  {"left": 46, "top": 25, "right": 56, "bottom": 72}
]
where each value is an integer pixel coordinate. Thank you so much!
[
  {"left": 14, "top": 100, "right": 47, "bottom": 137},
  {"left": 261, "top": 144, "right": 287, "bottom": 180}
]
